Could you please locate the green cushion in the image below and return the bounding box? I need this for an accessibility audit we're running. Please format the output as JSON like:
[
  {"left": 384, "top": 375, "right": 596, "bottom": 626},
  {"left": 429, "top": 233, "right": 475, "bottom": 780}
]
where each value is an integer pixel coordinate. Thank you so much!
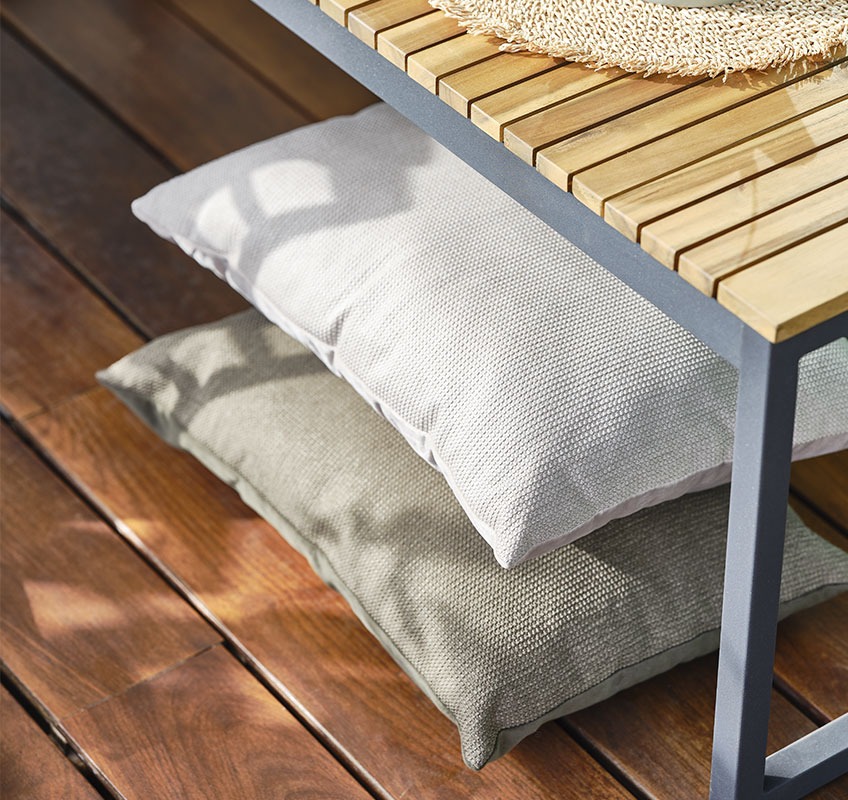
[{"left": 98, "top": 310, "right": 848, "bottom": 770}]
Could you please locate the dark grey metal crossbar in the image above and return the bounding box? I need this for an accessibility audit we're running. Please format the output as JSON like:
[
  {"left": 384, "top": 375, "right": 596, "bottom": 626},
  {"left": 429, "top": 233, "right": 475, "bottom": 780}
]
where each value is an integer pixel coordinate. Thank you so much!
[{"left": 252, "top": 1, "right": 848, "bottom": 796}]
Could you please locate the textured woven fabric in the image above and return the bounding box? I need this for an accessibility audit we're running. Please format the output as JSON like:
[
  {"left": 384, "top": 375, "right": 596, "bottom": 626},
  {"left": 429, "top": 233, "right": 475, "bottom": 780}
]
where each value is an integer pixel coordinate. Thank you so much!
[
  {"left": 132, "top": 103, "right": 848, "bottom": 568},
  {"left": 430, "top": 0, "right": 848, "bottom": 77},
  {"left": 98, "top": 310, "right": 848, "bottom": 770}
]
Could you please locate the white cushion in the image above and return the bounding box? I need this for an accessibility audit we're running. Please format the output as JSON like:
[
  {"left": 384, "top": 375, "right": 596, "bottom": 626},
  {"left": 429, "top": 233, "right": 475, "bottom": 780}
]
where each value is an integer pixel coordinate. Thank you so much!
[{"left": 132, "top": 103, "right": 848, "bottom": 568}]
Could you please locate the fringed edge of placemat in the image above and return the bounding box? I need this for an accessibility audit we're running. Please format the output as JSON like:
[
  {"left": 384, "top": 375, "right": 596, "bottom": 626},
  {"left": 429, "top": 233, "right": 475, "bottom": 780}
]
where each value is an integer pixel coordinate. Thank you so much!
[{"left": 430, "top": 0, "right": 848, "bottom": 77}]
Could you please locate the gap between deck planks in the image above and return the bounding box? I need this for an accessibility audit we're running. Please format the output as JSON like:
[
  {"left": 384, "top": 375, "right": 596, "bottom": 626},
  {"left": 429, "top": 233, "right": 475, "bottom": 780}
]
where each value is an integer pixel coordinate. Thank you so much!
[
  {"left": 0, "top": 412, "right": 382, "bottom": 800},
  {"left": 6, "top": 203, "right": 848, "bottom": 796},
  {"left": 0, "top": 683, "right": 102, "bottom": 800},
  {"left": 0, "top": 28, "right": 247, "bottom": 338},
  {"left": 2, "top": 2, "right": 847, "bottom": 797},
  {"left": 0, "top": 15, "right": 628, "bottom": 798},
  {"left": 13, "top": 331, "right": 848, "bottom": 800},
  {"left": 158, "top": 0, "right": 376, "bottom": 120}
]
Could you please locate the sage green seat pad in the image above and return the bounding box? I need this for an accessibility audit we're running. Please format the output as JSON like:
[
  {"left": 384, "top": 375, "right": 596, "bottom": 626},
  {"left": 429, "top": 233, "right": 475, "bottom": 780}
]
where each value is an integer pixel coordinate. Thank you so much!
[{"left": 98, "top": 310, "right": 848, "bottom": 769}]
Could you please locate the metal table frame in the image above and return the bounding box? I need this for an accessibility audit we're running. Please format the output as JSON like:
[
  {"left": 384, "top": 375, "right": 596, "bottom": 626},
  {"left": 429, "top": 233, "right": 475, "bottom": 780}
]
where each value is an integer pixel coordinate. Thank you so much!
[{"left": 253, "top": 2, "right": 848, "bottom": 796}]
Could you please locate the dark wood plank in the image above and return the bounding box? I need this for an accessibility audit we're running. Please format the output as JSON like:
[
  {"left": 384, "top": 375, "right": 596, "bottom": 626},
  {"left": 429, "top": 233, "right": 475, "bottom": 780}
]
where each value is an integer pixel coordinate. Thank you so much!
[
  {"left": 791, "top": 450, "right": 848, "bottom": 531},
  {"left": 3, "top": 0, "right": 309, "bottom": 171},
  {"left": 25, "top": 388, "right": 631, "bottom": 800},
  {"left": 64, "top": 645, "right": 374, "bottom": 800},
  {"left": 565, "top": 655, "right": 848, "bottom": 800},
  {"left": 0, "top": 30, "right": 247, "bottom": 337},
  {"left": 0, "top": 687, "right": 99, "bottom": 800},
  {"left": 4, "top": 1, "right": 842, "bottom": 795},
  {"left": 0, "top": 424, "right": 220, "bottom": 719},
  {"left": 0, "top": 210, "right": 143, "bottom": 418},
  {"left": 775, "top": 590, "right": 848, "bottom": 725},
  {"left": 775, "top": 500, "right": 848, "bottom": 724},
  {"left": 160, "top": 0, "right": 376, "bottom": 120}
]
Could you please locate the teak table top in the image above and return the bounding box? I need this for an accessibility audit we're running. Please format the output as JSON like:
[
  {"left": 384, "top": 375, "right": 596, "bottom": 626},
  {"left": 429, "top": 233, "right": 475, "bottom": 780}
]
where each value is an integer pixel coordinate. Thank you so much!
[{"left": 314, "top": 0, "right": 848, "bottom": 343}]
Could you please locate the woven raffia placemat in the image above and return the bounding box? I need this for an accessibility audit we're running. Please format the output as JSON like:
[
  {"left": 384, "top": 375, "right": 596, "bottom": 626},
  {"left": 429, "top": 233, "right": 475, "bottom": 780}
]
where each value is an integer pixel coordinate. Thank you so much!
[{"left": 430, "top": 0, "right": 848, "bottom": 77}]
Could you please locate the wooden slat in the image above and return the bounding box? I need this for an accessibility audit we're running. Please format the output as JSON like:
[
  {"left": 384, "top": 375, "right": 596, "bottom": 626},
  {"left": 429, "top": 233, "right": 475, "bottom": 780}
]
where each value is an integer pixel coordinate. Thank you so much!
[
  {"left": 792, "top": 451, "right": 848, "bottom": 531},
  {"left": 312, "top": 0, "right": 846, "bottom": 339},
  {"left": 64, "top": 645, "right": 375, "bottom": 800},
  {"left": 566, "top": 654, "right": 848, "bottom": 799},
  {"left": 0, "top": 212, "right": 143, "bottom": 419},
  {"left": 2, "top": 0, "right": 309, "bottom": 171},
  {"left": 677, "top": 179, "right": 848, "bottom": 294},
  {"left": 320, "top": 0, "right": 377, "bottom": 26},
  {"left": 25, "top": 388, "right": 631, "bottom": 800},
  {"left": 0, "top": 425, "right": 220, "bottom": 719},
  {"left": 159, "top": 0, "right": 376, "bottom": 119},
  {"left": 571, "top": 63, "right": 848, "bottom": 216},
  {"left": 536, "top": 54, "right": 846, "bottom": 193},
  {"left": 348, "top": 0, "right": 434, "bottom": 47},
  {"left": 715, "top": 223, "right": 848, "bottom": 342},
  {"left": 407, "top": 32, "right": 503, "bottom": 93},
  {"left": 503, "top": 73, "right": 700, "bottom": 164},
  {"left": 0, "top": 30, "right": 247, "bottom": 337},
  {"left": 602, "top": 101, "right": 848, "bottom": 240},
  {"left": 0, "top": 687, "right": 100, "bottom": 800},
  {"left": 471, "top": 63, "right": 624, "bottom": 140},
  {"left": 439, "top": 51, "right": 562, "bottom": 116},
  {"left": 641, "top": 142, "right": 848, "bottom": 270},
  {"left": 7, "top": 5, "right": 844, "bottom": 797},
  {"left": 376, "top": 11, "right": 464, "bottom": 70}
]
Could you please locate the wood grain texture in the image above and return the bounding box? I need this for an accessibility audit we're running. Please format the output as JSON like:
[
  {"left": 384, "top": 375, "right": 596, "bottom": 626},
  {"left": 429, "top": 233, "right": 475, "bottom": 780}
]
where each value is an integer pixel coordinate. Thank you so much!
[
  {"left": 471, "top": 63, "right": 624, "bottom": 140},
  {"left": 407, "top": 32, "right": 502, "bottom": 93},
  {"left": 65, "top": 645, "right": 374, "bottom": 800},
  {"left": 160, "top": 0, "right": 376, "bottom": 119},
  {"left": 0, "top": 425, "right": 219, "bottom": 719},
  {"left": 775, "top": 588, "right": 848, "bottom": 724},
  {"left": 776, "top": 497, "right": 848, "bottom": 723},
  {"left": 26, "top": 388, "right": 631, "bottom": 800},
  {"left": 348, "top": 0, "right": 433, "bottom": 47},
  {"left": 313, "top": 0, "right": 847, "bottom": 337},
  {"left": 2, "top": 0, "right": 309, "bottom": 171},
  {"left": 503, "top": 72, "right": 699, "bottom": 164},
  {"left": 716, "top": 222, "right": 848, "bottom": 342},
  {"left": 0, "top": 687, "right": 99, "bottom": 800},
  {"left": 642, "top": 142, "right": 848, "bottom": 270},
  {"left": 571, "top": 63, "right": 848, "bottom": 216},
  {"left": 0, "top": 30, "right": 247, "bottom": 337},
  {"left": 602, "top": 100, "right": 848, "bottom": 240},
  {"left": 677, "top": 179, "right": 848, "bottom": 294},
  {"left": 536, "top": 55, "right": 845, "bottom": 193},
  {"left": 320, "top": 0, "right": 377, "bottom": 26},
  {"left": 792, "top": 450, "right": 848, "bottom": 531},
  {"left": 0, "top": 211, "right": 143, "bottom": 419},
  {"left": 790, "top": 501, "right": 848, "bottom": 554},
  {"left": 566, "top": 654, "right": 848, "bottom": 800},
  {"left": 439, "top": 51, "right": 561, "bottom": 117},
  {"left": 376, "top": 12, "right": 464, "bottom": 70},
  {"left": 7, "top": 2, "right": 846, "bottom": 795}
]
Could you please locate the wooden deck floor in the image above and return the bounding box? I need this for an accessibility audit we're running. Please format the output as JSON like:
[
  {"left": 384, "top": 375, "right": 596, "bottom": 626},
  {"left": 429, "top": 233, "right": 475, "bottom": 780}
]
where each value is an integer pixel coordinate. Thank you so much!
[{"left": 0, "top": 1, "right": 846, "bottom": 798}]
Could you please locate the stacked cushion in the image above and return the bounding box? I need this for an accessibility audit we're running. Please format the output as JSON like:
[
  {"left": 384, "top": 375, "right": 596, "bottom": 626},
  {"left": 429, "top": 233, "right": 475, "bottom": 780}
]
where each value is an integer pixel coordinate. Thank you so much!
[
  {"left": 98, "top": 310, "right": 848, "bottom": 769},
  {"left": 116, "top": 103, "right": 848, "bottom": 767},
  {"left": 130, "top": 103, "right": 848, "bottom": 567}
]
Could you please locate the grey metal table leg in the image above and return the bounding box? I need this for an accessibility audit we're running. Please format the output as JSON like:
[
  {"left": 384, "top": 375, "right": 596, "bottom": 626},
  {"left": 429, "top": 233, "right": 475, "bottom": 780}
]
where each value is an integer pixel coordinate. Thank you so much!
[
  {"left": 764, "top": 715, "right": 848, "bottom": 799},
  {"left": 709, "top": 327, "right": 798, "bottom": 800},
  {"left": 709, "top": 328, "right": 848, "bottom": 800}
]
